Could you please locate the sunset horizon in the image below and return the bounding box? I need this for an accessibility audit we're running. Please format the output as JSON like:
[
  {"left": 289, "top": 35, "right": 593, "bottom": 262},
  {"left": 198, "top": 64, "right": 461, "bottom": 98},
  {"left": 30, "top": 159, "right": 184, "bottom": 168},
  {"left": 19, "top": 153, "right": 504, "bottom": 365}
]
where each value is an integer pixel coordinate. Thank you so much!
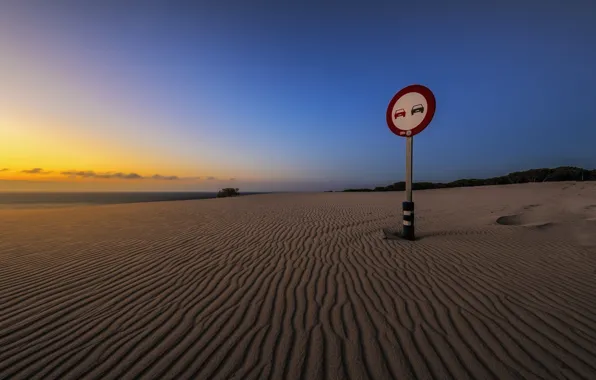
[{"left": 3, "top": 1, "right": 595, "bottom": 194}]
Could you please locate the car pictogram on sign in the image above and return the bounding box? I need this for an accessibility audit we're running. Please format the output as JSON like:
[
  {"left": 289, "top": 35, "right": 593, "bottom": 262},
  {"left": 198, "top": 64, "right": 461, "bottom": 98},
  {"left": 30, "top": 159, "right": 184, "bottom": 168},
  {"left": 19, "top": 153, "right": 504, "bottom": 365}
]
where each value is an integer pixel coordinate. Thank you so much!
[
  {"left": 411, "top": 104, "right": 424, "bottom": 115},
  {"left": 394, "top": 108, "right": 406, "bottom": 119}
]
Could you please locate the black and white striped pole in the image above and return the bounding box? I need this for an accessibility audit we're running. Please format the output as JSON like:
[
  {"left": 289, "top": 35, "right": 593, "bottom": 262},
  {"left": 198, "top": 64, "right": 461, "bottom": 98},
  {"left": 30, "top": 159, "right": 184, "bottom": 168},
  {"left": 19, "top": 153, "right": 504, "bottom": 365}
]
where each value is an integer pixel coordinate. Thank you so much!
[{"left": 385, "top": 84, "right": 436, "bottom": 241}]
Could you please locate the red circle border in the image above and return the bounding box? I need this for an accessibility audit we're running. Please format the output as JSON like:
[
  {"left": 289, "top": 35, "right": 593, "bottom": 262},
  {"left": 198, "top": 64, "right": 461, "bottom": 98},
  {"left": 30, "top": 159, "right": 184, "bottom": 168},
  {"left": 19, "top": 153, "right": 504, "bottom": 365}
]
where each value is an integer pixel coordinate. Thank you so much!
[{"left": 386, "top": 84, "right": 436, "bottom": 137}]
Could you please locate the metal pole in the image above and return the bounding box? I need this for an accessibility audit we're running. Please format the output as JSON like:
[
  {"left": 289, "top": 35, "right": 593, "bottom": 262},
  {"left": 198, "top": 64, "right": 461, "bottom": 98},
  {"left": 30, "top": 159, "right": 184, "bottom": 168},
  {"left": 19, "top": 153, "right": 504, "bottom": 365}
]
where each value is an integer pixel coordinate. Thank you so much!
[
  {"left": 402, "top": 136, "right": 415, "bottom": 240},
  {"left": 405, "top": 136, "right": 413, "bottom": 202}
]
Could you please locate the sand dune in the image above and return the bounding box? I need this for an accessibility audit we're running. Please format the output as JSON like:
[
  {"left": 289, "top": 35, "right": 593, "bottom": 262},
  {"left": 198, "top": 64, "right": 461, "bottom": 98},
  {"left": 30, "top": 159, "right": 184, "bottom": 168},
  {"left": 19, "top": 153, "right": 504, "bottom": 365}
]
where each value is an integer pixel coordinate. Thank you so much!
[{"left": 1, "top": 182, "right": 596, "bottom": 380}]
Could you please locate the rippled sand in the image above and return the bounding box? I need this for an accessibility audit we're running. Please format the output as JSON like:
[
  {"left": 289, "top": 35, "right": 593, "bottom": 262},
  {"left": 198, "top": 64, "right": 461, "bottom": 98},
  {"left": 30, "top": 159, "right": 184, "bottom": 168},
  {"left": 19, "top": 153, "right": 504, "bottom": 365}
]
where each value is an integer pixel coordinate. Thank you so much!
[{"left": 1, "top": 182, "right": 596, "bottom": 379}]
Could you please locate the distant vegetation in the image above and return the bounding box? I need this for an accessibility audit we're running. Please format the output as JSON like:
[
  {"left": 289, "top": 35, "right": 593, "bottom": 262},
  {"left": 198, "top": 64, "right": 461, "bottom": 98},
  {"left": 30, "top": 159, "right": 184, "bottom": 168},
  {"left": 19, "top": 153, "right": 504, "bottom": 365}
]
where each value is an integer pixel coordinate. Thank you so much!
[
  {"left": 343, "top": 166, "right": 596, "bottom": 192},
  {"left": 217, "top": 188, "right": 240, "bottom": 198}
]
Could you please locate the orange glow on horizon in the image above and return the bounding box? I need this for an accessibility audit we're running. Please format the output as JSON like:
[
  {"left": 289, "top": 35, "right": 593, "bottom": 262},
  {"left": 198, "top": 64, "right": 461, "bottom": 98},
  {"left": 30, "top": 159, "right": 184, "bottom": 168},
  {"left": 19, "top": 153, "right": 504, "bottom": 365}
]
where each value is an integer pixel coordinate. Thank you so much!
[
  {"left": 0, "top": 37, "right": 297, "bottom": 188},
  {"left": 0, "top": 111, "right": 236, "bottom": 182}
]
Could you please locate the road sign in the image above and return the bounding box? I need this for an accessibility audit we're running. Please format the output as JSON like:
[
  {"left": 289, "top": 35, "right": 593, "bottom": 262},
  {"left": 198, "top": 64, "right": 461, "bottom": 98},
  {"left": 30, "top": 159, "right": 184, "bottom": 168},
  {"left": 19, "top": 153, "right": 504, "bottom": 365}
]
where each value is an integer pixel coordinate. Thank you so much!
[
  {"left": 386, "top": 84, "right": 436, "bottom": 137},
  {"left": 384, "top": 84, "right": 436, "bottom": 241}
]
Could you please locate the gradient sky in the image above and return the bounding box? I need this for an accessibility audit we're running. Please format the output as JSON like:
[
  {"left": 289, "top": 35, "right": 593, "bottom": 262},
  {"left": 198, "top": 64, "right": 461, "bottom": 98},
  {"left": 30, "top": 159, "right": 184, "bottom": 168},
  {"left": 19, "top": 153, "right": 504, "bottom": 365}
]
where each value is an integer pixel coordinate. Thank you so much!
[{"left": 1, "top": 0, "right": 595, "bottom": 192}]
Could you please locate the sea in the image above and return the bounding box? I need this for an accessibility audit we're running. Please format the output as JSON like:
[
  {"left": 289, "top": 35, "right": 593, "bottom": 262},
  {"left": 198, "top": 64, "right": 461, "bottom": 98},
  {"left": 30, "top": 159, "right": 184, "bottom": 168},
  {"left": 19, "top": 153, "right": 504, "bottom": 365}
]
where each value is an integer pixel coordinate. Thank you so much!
[{"left": 0, "top": 192, "right": 259, "bottom": 210}]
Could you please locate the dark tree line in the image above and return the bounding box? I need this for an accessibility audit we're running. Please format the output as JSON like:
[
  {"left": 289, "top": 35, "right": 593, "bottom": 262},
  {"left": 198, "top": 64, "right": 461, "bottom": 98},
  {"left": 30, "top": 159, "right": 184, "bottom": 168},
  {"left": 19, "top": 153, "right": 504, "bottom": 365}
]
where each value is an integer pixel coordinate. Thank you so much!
[{"left": 343, "top": 166, "right": 596, "bottom": 193}]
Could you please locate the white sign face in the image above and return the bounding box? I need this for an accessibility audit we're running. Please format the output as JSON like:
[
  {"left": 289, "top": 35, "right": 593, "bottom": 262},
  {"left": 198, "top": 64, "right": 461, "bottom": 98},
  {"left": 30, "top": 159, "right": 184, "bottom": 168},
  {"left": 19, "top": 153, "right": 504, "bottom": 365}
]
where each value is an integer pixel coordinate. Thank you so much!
[{"left": 390, "top": 92, "right": 428, "bottom": 133}]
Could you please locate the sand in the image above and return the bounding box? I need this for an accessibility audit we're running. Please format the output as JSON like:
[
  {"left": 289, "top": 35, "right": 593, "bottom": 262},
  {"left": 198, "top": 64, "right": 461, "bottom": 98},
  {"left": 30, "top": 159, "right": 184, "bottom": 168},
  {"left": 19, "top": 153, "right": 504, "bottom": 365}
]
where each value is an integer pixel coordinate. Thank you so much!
[{"left": 1, "top": 182, "right": 596, "bottom": 380}]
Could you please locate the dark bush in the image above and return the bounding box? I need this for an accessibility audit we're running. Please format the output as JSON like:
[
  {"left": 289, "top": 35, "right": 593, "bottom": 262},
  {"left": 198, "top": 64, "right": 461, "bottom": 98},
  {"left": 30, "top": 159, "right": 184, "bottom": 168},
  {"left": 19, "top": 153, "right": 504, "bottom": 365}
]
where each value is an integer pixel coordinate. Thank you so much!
[{"left": 217, "top": 188, "right": 240, "bottom": 198}]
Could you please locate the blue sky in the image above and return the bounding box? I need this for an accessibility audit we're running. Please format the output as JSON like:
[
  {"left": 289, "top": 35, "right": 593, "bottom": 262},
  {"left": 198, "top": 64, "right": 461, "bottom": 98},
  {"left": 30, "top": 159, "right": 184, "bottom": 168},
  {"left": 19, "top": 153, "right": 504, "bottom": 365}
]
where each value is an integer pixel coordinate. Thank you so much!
[{"left": 1, "top": 0, "right": 595, "bottom": 191}]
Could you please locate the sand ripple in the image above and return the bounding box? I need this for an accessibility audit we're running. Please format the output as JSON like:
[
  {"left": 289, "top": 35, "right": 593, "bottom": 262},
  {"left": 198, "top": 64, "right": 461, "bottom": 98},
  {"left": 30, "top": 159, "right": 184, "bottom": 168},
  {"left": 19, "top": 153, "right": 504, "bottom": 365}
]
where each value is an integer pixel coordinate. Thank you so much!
[{"left": 1, "top": 183, "right": 596, "bottom": 379}]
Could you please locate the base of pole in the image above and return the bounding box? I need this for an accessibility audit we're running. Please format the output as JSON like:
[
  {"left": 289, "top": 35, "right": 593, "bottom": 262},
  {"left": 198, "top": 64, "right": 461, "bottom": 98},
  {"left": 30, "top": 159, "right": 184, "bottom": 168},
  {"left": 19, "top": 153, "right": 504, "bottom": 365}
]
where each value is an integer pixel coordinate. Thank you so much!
[
  {"left": 382, "top": 228, "right": 416, "bottom": 241},
  {"left": 402, "top": 225, "right": 415, "bottom": 241},
  {"left": 402, "top": 201, "right": 415, "bottom": 241},
  {"left": 381, "top": 200, "right": 417, "bottom": 241}
]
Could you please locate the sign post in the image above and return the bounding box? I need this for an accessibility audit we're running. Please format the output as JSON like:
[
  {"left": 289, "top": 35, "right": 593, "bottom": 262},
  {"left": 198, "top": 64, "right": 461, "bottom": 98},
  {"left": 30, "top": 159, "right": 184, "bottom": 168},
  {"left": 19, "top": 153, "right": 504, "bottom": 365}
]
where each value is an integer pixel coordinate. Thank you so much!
[{"left": 385, "top": 84, "right": 436, "bottom": 241}]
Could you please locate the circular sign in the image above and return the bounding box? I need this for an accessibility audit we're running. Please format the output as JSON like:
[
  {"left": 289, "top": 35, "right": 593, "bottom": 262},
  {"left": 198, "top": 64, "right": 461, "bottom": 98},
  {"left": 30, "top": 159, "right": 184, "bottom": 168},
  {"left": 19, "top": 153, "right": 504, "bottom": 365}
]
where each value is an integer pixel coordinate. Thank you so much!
[{"left": 386, "top": 84, "right": 436, "bottom": 137}]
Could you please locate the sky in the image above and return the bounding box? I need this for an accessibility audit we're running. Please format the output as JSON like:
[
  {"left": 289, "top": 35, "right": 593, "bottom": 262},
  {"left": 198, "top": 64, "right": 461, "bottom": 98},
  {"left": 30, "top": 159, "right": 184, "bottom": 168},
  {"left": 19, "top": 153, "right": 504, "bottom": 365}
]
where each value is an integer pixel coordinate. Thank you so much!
[{"left": 1, "top": 0, "right": 595, "bottom": 192}]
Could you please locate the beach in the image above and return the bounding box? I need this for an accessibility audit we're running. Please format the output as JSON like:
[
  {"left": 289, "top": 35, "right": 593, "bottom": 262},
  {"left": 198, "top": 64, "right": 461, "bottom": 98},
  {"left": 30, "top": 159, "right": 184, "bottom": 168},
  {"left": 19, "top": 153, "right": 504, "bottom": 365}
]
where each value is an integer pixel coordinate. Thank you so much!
[{"left": 1, "top": 182, "right": 596, "bottom": 379}]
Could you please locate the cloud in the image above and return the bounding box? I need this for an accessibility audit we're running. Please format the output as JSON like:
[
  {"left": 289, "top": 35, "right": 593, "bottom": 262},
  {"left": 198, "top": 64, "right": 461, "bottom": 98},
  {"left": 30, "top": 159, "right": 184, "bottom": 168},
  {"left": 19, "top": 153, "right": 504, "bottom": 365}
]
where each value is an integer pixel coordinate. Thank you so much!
[
  {"left": 22, "top": 168, "right": 52, "bottom": 174},
  {"left": 16, "top": 166, "right": 213, "bottom": 182},
  {"left": 114, "top": 172, "right": 143, "bottom": 179},
  {"left": 61, "top": 170, "right": 143, "bottom": 180},
  {"left": 61, "top": 170, "right": 97, "bottom": 178},
  {"left": 229, "top": 178, "right": 237, "bottom": 181},
  {"left": 59, "top": 170, "right": 189, "bottom": 181},
  {"left": 152, "top": 174, "right": 179, "bottom": 180},
  {"left": 0, "top": 168, "right": 9, "bottom": 172}
]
